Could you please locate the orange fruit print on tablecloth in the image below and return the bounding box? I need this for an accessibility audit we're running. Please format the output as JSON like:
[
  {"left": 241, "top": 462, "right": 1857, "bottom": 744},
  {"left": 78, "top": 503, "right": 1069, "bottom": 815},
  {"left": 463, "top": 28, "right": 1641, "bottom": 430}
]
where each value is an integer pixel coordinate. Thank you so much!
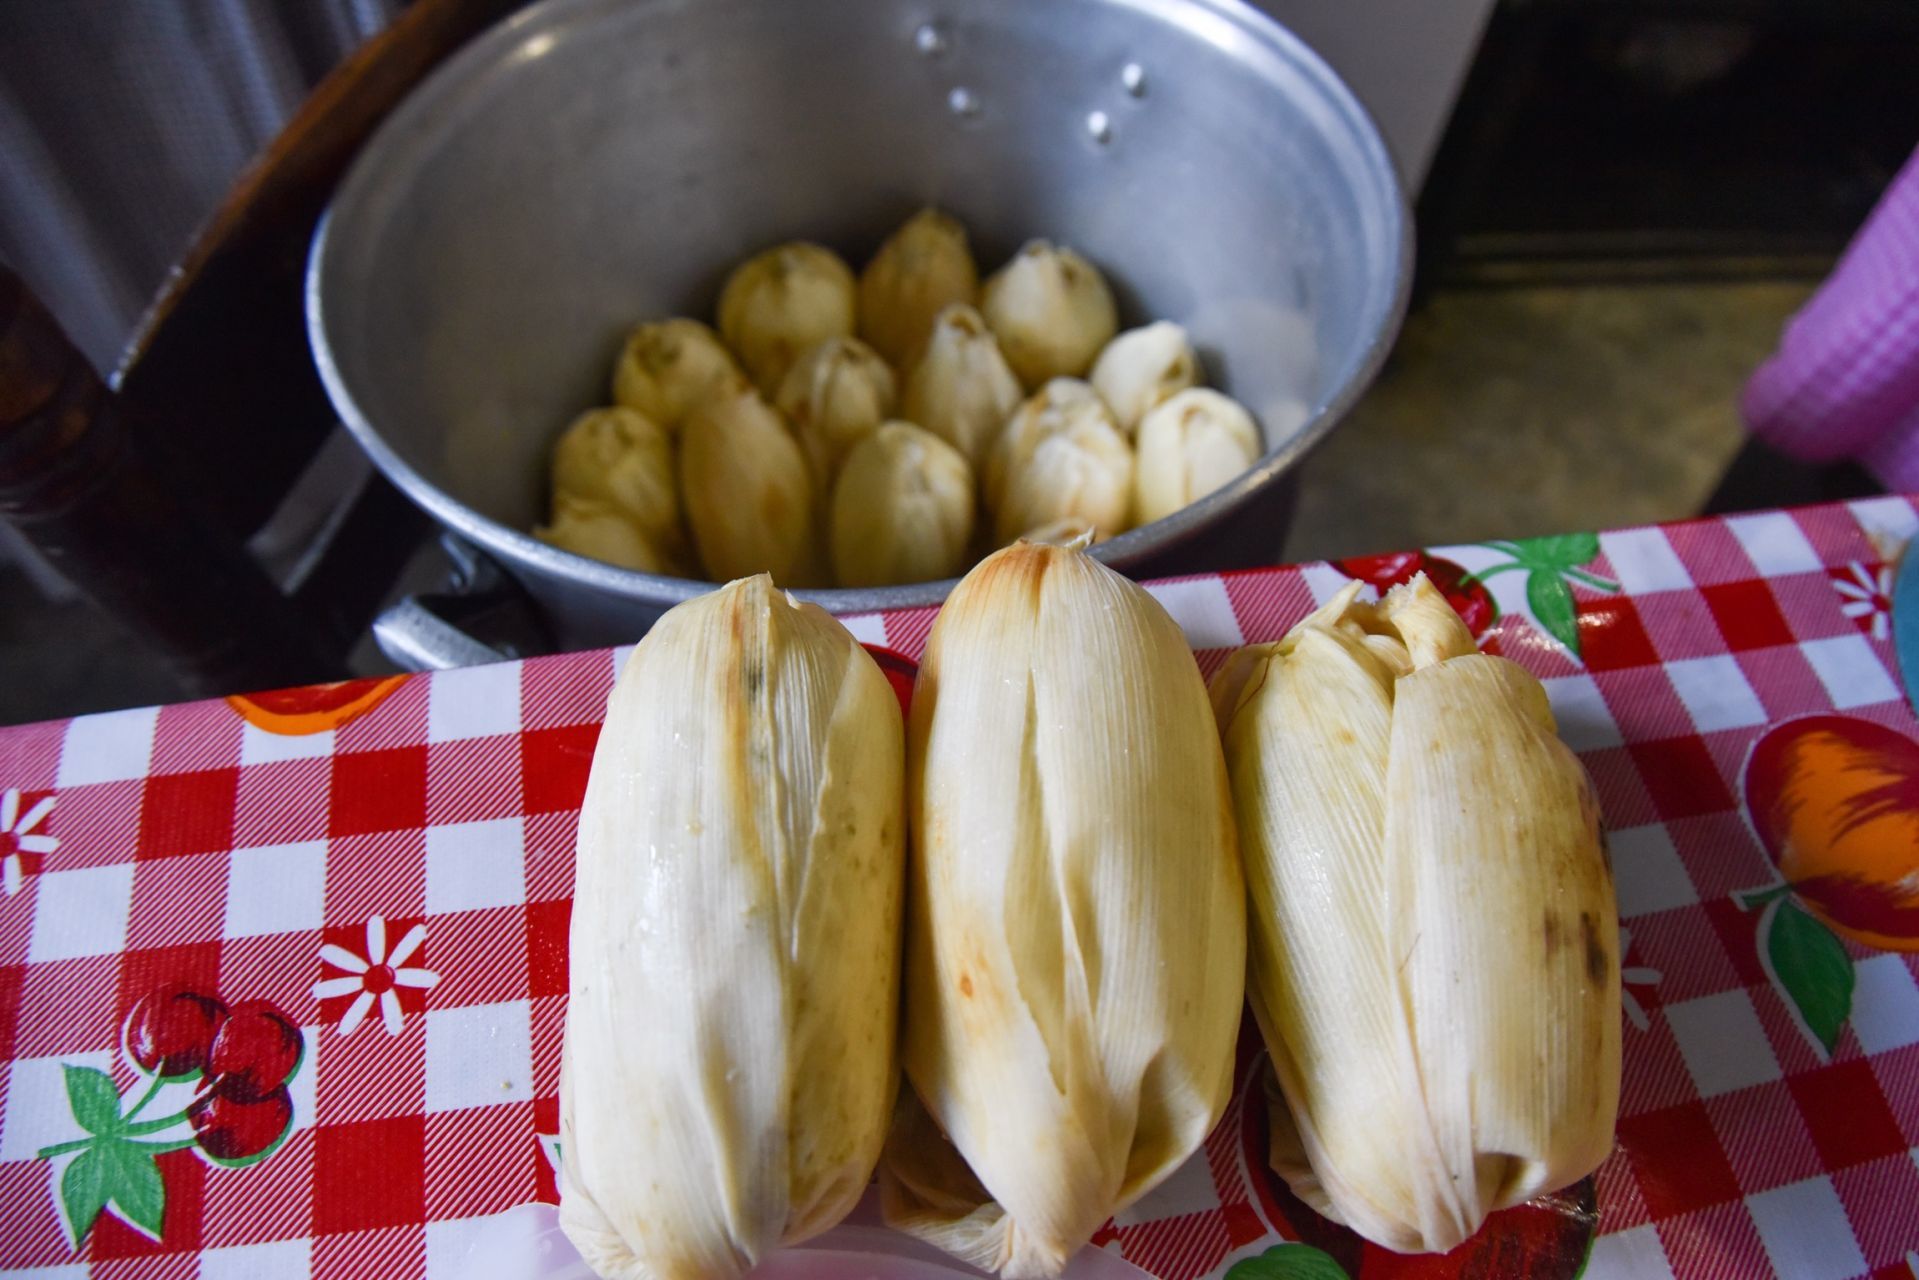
[
  {"left": 1745, "top": 714, "right": 1919, "bottom": 952},
  {"left": 226, "top": 675, "right": 408, "bottom": 735}
]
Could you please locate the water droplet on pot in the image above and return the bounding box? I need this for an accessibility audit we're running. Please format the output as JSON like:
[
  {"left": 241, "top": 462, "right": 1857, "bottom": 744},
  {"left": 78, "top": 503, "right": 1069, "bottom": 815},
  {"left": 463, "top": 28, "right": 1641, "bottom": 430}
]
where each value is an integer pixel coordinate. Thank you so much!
[
  {"left": 1086, "top": 110, "right": 1113, "bottom": 144},
  {"left": 948, "top": 86, "right": 979, "bottom": 117},
  {"left": 1122, "top": 62, "right": 1147, "bottom": 96},
  {"left": 915, "top": 23, "right": 946, "bottom": 56}
]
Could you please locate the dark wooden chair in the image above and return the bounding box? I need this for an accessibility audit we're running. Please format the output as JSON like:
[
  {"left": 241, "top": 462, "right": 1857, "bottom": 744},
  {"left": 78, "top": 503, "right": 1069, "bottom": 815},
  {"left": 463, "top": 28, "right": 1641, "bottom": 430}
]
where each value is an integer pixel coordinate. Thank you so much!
[{"left": 0, "top": 0, "right": 525, "bottom": 696}]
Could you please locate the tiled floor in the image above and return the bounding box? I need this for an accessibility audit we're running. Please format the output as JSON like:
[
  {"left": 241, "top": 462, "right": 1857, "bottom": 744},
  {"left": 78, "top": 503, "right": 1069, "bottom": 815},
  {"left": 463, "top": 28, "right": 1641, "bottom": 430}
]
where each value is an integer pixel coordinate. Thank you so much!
[
  {"left": 1282, "top": 280, "right": 1815, "bottom": 561},
  {"left": 0, "top": 280, "right": 1818, "bottom": 726}
]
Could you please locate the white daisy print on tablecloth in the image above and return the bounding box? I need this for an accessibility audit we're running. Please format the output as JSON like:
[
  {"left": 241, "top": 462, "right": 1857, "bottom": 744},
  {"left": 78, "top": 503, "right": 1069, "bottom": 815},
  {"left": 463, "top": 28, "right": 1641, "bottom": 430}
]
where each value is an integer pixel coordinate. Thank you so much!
[
  {"left": 0, "top": 788, "right": 57, "bottom": 895},
  {"left": 1619, "top": 925, "right": 1663, "bottom": 1031},
  {"left": 312, "top": 915, "right": 440, "bottom": 1036},
  {"left": 1831, "top": 561, "right": 1892, "bottom": 641}
]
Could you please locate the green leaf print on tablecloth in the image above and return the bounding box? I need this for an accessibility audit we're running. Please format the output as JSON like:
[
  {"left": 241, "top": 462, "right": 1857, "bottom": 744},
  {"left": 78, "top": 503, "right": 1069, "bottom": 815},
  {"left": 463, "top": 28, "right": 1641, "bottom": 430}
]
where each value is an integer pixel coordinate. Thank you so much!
[
  {"left": 1460, "top": 533, "right": 1619, "bottom": 657},
  {"left": 62, "top": 1066, "right": 122, "bottom": 1136},
  {"left": 1753, "top": 892, "right": 1857, "bottom": 1056},
  {"left": 37, "top": 985, "right": 307, "bottom": 1249},
  {"left": 1224, "top": 1242, "right": 1353, "bottom": 1280}
]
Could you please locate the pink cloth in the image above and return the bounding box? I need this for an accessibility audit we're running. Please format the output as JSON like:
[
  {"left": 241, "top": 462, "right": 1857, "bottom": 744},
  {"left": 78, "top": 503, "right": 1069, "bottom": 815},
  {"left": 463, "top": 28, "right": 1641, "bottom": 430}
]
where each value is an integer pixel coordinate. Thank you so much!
[{"left": 1743, "top": 144, "right": 1919, "bottom": 489}]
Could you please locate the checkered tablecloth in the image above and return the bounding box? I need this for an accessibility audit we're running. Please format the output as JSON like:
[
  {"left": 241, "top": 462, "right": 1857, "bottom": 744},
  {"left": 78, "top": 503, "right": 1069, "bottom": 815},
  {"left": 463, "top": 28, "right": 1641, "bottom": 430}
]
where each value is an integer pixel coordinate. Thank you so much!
[{"left": 3, "top": 496, "right": 1918, "bottom": 1279}]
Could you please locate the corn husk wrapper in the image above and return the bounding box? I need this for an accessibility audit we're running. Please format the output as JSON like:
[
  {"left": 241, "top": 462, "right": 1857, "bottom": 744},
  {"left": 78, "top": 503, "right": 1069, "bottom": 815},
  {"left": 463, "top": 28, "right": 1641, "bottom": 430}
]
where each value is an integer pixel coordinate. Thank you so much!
[
  {"left": 549, "top": 406, "right": 688, "bottom": 562},
  {"left": 536, "top": 497, "right": 680, "bottom": 575},
  {"left": 901, "top": 303, "right": 1024, "bottom": 470},
  {"left": 882, "top": 541, "right": 1246, "bottom": 1279},
  {"left": 777, "top": 336, "right": 899, "bottom": 492},
  {"left": 561, "top": 575, "right": 905, "bottom": 1280},
  {"left": 985, "top": 378, "right": 1132, "bottom": 544},
  {"left": 1133, "top": 389, "right": 1262, "bottom": 525},
  {"left": 719, "top": 242, "right": 858, "bottom": 395},
  {"left": 679, "top": 376, "right": 823, "bottom": 585},
  {"left": 1016, "top": 515, "right": 1096, "bottom": 549},
  {"left": 979, "top": 241, "right": 1117, "bottom": 390},
  {"left": 1088, "top": 322, "right": 1199, "bottom": 435},
  {"left": 860, "top": 208, "right": 980, "bottom": 369},
  {"left": 611, "top": 319, "right": 741, "bottom": 430},
  {"left": 1209, "top": 575, "right": 1621, "bottom": 1255},
  {"left": 830, "top": 422, "right": 974, "bottom": 588}
]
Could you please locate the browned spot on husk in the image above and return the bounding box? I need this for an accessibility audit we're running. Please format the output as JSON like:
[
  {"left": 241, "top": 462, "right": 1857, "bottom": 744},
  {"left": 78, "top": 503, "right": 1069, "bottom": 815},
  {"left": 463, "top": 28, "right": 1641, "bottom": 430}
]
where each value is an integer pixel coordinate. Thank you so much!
[{"left": 1580, "top": 910, "right": 1610, "bottom": 985}]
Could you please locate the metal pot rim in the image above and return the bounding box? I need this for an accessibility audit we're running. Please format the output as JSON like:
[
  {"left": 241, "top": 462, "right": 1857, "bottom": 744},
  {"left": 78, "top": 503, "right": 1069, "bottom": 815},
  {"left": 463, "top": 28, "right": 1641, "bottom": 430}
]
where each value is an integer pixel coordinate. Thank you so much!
[{"left": 306, "top": 0, "right": 1412, "bottom": 615}]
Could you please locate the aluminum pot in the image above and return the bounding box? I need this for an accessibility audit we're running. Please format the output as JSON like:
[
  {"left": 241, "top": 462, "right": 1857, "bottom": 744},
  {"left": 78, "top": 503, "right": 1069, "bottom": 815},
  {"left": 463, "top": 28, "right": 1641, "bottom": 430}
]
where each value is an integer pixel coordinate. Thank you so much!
[{"left": 308, "top": 0, "right": 1408, "bottom": 652}]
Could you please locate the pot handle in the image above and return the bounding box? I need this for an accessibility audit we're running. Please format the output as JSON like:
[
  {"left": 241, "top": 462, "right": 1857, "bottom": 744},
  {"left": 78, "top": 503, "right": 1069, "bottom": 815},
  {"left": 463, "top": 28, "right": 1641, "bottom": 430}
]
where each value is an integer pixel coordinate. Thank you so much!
[
  {"left": 373, "top": 596, "right": 512, "bottom": 670},
  {"left": 373, "top": 535, "right": 552, "bottom": 671}
]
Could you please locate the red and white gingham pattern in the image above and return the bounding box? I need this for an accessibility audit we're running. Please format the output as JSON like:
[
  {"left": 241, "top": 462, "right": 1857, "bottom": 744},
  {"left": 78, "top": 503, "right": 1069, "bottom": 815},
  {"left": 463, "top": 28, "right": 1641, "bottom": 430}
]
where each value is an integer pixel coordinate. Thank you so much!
[{"left": 2, "top": 497, "right": 1917, "bottom": 1279}]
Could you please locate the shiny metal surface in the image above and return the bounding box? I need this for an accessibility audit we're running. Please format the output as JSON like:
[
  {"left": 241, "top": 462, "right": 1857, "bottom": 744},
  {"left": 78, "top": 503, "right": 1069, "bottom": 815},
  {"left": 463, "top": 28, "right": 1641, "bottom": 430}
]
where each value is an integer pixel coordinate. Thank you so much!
[
  {"left": 309, "top": 0, "right": 1409, "bottom": 645},
  {"left": 374, "top": 596, "right": 513, "bottom": 670}
]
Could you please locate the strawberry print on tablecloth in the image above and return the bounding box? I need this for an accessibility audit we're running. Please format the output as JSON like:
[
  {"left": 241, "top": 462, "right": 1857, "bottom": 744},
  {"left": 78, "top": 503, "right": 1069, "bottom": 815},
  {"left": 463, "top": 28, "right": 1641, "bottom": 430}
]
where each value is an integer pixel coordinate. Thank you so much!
[{"left": 1, "top": 497, "right": 1917, "bottom": 1279}]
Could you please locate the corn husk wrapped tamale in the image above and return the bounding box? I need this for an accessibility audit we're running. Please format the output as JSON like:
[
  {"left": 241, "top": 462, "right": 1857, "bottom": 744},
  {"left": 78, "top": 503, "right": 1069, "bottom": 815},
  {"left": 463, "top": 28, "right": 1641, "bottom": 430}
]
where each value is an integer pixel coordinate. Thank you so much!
[
  {"left": 679, "top": 376, "right": 822, "bottom": 585},
  {"left": 544, "top": 405, "right": 692, "bottom": 571},
  {"left": 901, "top": 303, "right": 1024, "bottom": 470},
  {"left": 537, "top": 496, "right": 681, "bottom": 575},
  {"left": 1088, "top": 321, "right": 1198, "bottom": 435},
  {"left": 979, "top": 241, "right": 1117, "bottom": 389},
  {"left": 1209, "top": 574, "right": 1620, "bottom": 1254},
  {"left": 830, "top": 421, "right": 974, "bottom": 587},
  {"left": 1132, "top": 389, "right": 1260, "bottom": 525},
  {"left": 611, "top": 319, "right": 741, "bottom": 430},
  {"left": 777, "top": 335, "right": 898, "bottom": 492},
  {"left": 560, "top": 575, "right": 905, "bottom": 1280},
  {"left": 983, "top": 378, "right": 1132, "bottom": 545},
  {"left": 860, "top": 208, "right": 980, "bottom": 369},
  {"left": 719, "top": 242, "right": 858, "bottom": 395},
  {"left": 882, "top": 541, "right": 1246, "bottom": 1278}
]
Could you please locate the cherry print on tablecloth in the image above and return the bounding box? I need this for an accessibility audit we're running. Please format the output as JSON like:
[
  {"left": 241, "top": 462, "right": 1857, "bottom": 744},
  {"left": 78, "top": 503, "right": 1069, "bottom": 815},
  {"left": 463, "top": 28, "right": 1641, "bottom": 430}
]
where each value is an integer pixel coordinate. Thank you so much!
[
  {"left": 188, "top": 1084, "right": 295, "bottom": 1163},
  {"left": 1335, "top": 552, "right": 1497, "bottom": 640},
  {"left": 205, "top": 1001, "right": 302, "bottom": 1100},
  {"left": 1342, "top": 534, "right": 1623, "bottom": 660},
  {"left": 126, "top": 985, "right": 228, "bottom": 1080},
  {"left": 1229, "top": 1051, "right": 1599, "bottom": 1279},
  {"left": 34, "top": 983, "right": 303, "bottom": 1249}
]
